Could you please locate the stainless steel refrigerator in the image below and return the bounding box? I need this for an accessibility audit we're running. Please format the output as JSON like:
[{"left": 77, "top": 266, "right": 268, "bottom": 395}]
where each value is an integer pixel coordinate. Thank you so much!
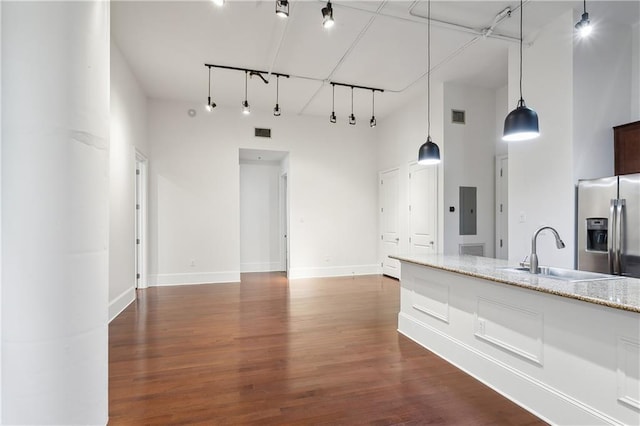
[{"left": 577, "top": 173, "right": 640, "bottom": 278}]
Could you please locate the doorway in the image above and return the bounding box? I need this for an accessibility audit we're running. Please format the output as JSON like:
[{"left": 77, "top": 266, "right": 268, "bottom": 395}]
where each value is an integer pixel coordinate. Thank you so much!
[
  {"left": 495, "top": 155, "right": 508, "bottom": 260},
  {"left": 409, "top": 162, "right": 439, "bottom": 255},
  {"left": 135, "top": 151, "right": 148, "bottom": 289},
  {"left": 379, "top": 168, "right": 400, "bottom": 279}
]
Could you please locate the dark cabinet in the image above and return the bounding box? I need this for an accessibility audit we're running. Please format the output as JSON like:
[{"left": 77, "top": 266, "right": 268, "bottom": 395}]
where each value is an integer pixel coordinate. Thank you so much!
[{"left": 614, "top": 121, "right": 640, "bottom": 175}]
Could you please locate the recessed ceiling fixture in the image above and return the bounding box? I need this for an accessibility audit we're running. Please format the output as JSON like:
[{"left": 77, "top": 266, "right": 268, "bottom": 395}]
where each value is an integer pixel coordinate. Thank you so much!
[
  {"left": 322, "top": 1, "right": 334, "bottom": 28},
  {"left": 274, "top": 75, "right": 281, "bottom": 117},
  {"left": 211, "top": 0, "right": 224, "bottom": 6},
  {"left": 206, "top": 66, "right": 216, "bottom": 112},
  {"left": 370, "top": 90, "right": 377, "bottom": 128},
  {"left": 502, "top": 0, "right": 539, "bottom": 142},
  {"left": 242, "top": 71, "right": 250, "bottom": 115},
  {"left": 330, "top": 84, "right": 337, "bottom": 123},
  {"left": 418, "top": 0, "right": 441, "bottom": 166},
  {"left": 349, "top": 87, "right": 356, "bottom": 125},
  {"left": 575, "top": 0, "right": 592, "bottom": 38},
  {"left": 276, "top": 0, "right": 289, "bottom": 18}
]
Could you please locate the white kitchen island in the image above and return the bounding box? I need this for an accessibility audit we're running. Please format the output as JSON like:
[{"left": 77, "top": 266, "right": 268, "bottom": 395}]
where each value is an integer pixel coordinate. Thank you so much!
[{"left": 392, "top": 254, "right": 640, "bottom": 425}]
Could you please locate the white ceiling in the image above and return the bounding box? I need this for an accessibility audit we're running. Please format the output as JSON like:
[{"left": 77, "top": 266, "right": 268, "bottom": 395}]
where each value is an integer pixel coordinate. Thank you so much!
[{"left": 112, "top": 0, "right": 639, "bottom": 120}]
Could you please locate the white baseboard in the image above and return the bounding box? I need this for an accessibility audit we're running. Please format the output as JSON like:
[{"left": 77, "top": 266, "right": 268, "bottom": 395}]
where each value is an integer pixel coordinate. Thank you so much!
[
  {"left": 289, "top": 264, "right": 382, "bottom": 279},
  {"left": 109, "top": 287, "right": 136, "bottom": 323},
  {"left": 398, "top": 313, "right": 618, "bottom": 426},
  {"left": 240, "top": 261, "right": 283, "bottom": 273},
  {"left": 148, "top": 271, "right": 240, "bottom": 286}
]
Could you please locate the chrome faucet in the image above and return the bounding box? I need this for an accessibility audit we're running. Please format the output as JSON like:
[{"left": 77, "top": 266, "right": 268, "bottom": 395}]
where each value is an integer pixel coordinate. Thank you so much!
[{"left": 530, "top": 226, "right": 566, "bottom": 274}]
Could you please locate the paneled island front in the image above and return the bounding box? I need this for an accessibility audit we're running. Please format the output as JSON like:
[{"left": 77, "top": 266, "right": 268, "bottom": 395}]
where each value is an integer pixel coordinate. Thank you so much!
[{"left": 391, "top": 254, "right": 640, "bottom": 425}]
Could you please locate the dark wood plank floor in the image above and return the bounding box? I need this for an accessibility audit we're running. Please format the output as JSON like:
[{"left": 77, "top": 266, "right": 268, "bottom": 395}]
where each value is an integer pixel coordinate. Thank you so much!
[{"left": 109, "top": 273, "right": 545, "bottom": 425}]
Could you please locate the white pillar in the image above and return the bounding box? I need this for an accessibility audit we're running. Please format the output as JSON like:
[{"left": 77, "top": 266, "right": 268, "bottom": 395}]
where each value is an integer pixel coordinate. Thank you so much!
[{"left": 1, "top": 1, "right": 110, "bottom": 424}]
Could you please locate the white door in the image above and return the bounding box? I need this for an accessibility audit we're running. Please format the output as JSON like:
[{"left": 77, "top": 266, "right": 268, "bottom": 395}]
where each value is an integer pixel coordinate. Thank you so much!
[
  {"left": 495, "top": 155, "right": 508, "bottom": 259},
  {"left": 134, "top": 152, "right": 148, "bottom": 289},
  {"left": 409, "top": 163, "right": 438, "bottom": 255},
  {"left": 379, "top": 168, "right": 400, "bottom": 278}
]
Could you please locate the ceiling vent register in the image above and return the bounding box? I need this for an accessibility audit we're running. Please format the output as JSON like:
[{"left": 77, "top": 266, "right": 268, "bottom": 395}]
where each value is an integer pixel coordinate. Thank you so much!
[{"left": 255, "top": 128, "right": 272, "bottom": 138}]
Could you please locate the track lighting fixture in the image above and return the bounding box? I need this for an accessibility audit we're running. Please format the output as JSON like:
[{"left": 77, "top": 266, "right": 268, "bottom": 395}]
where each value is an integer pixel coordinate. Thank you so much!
[
  {"left": 418, "top": 0, "right": 441, "bottom": 166},
  {"left": 330, "top": 84, "right": 337, "bottom": 123},
  {"left": 575, "top": 0, "right": 592, "bottom": 38},
  {"left": 502, "top": 0, "right": 539, "bottom": 142},
  {"left": 322, "top": 1, "right": 334, "bottom": 28},
  {"left": 276, "top": 0, "right": 289, "bottom": 18},
  {"left": 370, "top": 90, "right": 377, "bottom": 128},
  {"left": 274, "top": 75, "right": 281, "bottom": 117},
  {"left": 211, "top": 0, "right": 224, "bottom": 6},
  {"left": 206, "top": 66, "right": 216, "bottom": 112},
  {"left": 242, "top": 71, "right": 250, "bottom": 115},
  {"left": 349, "top": 87, "right": 356, "bottom": 125}
]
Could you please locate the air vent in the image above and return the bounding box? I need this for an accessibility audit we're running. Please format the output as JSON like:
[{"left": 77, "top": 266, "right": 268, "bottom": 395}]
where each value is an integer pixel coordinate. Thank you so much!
[
  {"left": 452, "top": 109, "right": 466, "bottom": 124},
  {"left": 254, "top": 128, "right": 272, "bottom": 138}
]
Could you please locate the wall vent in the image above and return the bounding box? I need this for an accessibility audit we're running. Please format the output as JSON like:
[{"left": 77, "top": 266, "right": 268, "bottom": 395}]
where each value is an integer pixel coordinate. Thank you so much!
[
  {"left": 459, "top": 243, "right": 484, "bottom": 257},
  {"left": 452, "top": 109, "right": 466, "bottom": 124},
  {"left": 254, "top": 128, "right": 272, "bottom": 138}
]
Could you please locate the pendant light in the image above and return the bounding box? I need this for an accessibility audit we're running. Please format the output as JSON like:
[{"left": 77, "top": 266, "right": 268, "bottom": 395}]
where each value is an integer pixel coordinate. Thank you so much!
[
  {"left": 349, "top": 87, "right": 356, "bottom": 125},
  {"left": 275, "top": 0, "right": 289, "bottom": 18},
  {"left": 242, "top": 71, "right": 250, "bottom": 115},
  {"left": 502, "top": 0, "right": 539, "bottom": 142},
  {"left": 329, "top": 84, "right": 337, "bottom": 123},
  {"left": 273, "top": 75, "right": 281, "bottom": 117},
  {"left": 370, "top": 90, "right": 377, "bottom": 128},
  {"left": 418, "top": 0, "right": 441, "bottom": 166},
  {"left": 206, "top": 66, "right": 216, "bottom": 112},
  {"left": 575, "top": 0, "right": 592, "bottom": 38},
  {"left": 322, "top": 1, "right": 334, "bottom": 29}
]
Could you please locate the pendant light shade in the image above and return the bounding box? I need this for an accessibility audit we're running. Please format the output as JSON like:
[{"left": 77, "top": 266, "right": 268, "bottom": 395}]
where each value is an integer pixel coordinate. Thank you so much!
[
  {"left": 503, "top": 99, "right": 539, "bottom": 141},
  {"left": 417, "top": 0, "right": 440, "bottom": 165},
  {"left": 575, "top": 0, "right": 592, "bottom": 37},
  {"left": 503, "top": 0, "right": 539, "bottom": 142},
  {"left": 275, "top": 0, "right": 289, "bottom": 18},
  {"left": 418, "top": 136, "right": 440, "bottom": 165}
]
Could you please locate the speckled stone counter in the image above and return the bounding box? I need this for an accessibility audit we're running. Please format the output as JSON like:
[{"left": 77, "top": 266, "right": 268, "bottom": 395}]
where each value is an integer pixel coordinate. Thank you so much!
[{"left": 391, "top": 254, "right": 640, "bottom": 313}]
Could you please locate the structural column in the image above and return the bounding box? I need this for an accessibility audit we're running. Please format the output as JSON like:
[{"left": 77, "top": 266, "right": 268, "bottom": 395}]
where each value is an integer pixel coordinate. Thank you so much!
[{"left": 1, "top": 1, "right": 110, "bottom": 424}]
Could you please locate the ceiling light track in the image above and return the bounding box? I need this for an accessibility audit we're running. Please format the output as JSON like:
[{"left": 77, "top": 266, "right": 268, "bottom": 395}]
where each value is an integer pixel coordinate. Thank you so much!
[
  {"left": 329, "top": 82, "right": 384, "bottom": 93},
  {"left": 204, "top": 64, "right": 290, "bottom": 82}
]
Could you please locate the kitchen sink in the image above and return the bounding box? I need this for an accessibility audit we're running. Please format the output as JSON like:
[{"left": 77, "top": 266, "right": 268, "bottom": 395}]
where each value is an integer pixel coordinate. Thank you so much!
[{"left": 499, "top": 266, "right": 621, "bottom": 282}]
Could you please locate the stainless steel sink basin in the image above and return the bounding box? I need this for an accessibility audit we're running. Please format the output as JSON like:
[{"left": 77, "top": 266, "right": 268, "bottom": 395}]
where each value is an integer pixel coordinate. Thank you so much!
[{"left": 499, "top": 266, "right": 620, "bottom": 282}]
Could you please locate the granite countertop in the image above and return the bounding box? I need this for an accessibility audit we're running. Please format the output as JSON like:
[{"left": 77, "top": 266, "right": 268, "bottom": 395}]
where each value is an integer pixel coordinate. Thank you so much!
[{"left": 391, "top": 254, "right": 640, "bottom": 313}]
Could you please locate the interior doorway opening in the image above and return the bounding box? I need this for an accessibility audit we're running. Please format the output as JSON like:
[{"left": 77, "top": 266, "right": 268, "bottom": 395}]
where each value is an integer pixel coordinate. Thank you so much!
[
  {"left": 239, "top": 149, "right": 290, "bottom": 275},
  {"left": 135, "top": 151, "right": 148, "bottom": 289}
]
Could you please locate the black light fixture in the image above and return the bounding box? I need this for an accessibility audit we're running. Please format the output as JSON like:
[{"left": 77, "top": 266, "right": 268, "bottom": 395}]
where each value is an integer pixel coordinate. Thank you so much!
[
  {"left": 370, "top": 90, "right": 376, "bottom": 128},
  {"left": 349, "top": 87, "right": 356, "bottom": 125},
  {"left": 273, "top": 75, "right": 281, "bottom": 117},
  {"left": 575, "top": 0, "right": 592, "bottom": 38},
  {"left": 276, "top": 0, "right": 289, "bottom": 18},
  {"left": 330, "top": 84, "right": 337, "bottom": 123},
  {"left": 242, "top": 71, "right": 250, "bottom": 115},
  {"left": 322, "top": 1, "right": 334, "bottom": 28},
  {"left": 418, "top": 0, "right": 441, "bottom": 166},
  {"left": 206, "top": 66, "right": 217, "bottom": 112},
  {"left": 502, "top": 0, "right": 539, "bottom": 142}
]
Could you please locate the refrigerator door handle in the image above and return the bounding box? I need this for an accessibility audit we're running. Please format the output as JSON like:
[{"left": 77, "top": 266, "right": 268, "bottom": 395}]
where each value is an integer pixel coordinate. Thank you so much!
[
  {"left": 609, "top": 199, "right": 617, "bottom": 274},
  {"left": 616, "top": 199, "right": 625, "bottom": 275}
]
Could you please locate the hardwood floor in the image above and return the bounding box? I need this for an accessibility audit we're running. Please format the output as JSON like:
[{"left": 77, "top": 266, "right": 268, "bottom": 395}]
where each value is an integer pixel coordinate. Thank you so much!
[{"left": 109, "top": 273, "right": 545, "bottom": 425}]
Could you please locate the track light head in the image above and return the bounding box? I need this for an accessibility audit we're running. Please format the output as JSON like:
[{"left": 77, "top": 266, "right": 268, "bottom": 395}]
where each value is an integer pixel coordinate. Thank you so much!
[
  {"left": 206, "top": 97, "right": 217, "bottom": 112},
  {"left": 212, "top": 0, "right": 224, "bottom": 6},
  {"left": 349, "top": 114, "right": 356, "bottom": 125},
  {"left": 242, "top": 100, "right": 250, "bottom": 115},
  {"left": 322, "top": 1, "right": 334, "bottom": 28},
  {"left": 370, "top": 116, "right": 376, "bottom": 128},
  {"left": 575, "top": 12, "right": 592, "bottom": 37},
  {"left": 330, "top": 112, "right": 337, "bottom": 123},
  {"left": 274, "top": 104, "right": 281, "bottom": 117},
  {"left": 276, "top": 0, "right": 289, "bottom": 18}
]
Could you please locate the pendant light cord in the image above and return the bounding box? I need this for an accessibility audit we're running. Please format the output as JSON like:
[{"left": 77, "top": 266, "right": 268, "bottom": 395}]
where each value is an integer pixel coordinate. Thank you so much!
[
  {"left": 583, "top": 0, "right": 587, "bottom": 14},
  {"left": 427, "top": 0, "right": 431, "bottom": 137},
  {"left": 332, "top": 84, "right": 335, "bottom": 110},
  {"left": 351, "top": 87, "right": 354, "bottom": 114},
  {"left": 519, "top": 0, "right": 523, "bottom": 104},
  {"left": 208, "top": 67, "right": 211, "bottom": 97},
  {"left": 372, "top": 90, "right": 375, "bottom": 115},
  {"left": 244, "top": 71, "right": 248, "bottom": 101},
  {"left": 276, "top": 76, "right": 279, "bottom": 103}
]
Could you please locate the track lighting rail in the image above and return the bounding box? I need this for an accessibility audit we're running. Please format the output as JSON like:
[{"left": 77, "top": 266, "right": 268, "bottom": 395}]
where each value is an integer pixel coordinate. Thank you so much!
[
  {"left": 330, "top": 82, "right": 384, "bottom": 93},
  {"left": 204, "top": 63, "right": 290, "bottom": 82}
]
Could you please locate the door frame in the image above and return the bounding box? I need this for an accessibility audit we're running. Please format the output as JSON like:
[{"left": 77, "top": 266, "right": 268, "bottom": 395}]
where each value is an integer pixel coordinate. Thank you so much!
[
  {"left": 379, "top": 167, "right": 401, "bottom": 279},
  {"left": 280, "top": 172, "right": 289, "bottom": 277},
  {"left": 135, "top": 150, "right": 148, "bottom": 289},
  {"left": 495, "top": 155, "right": 508, "bottom": 260}
]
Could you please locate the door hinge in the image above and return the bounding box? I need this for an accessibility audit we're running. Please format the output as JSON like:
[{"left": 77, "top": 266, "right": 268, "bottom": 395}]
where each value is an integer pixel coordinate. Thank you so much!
[
  {"left": 409, "top": 237, "right": 412, "bottom": 243},
  {"left": 409, "top": 173, "right": 412, "bottom": 179},
  {"left": 136, "top": 169, "right": 141, "bottom": 175},
  {"left": 409, "top": 205, "right": 412, "bottom": 212},
  {"left": 381, "top": 235, "right": 383, "bottom": 240},
  {"left": 500, "top": 239, "right": 503, "bottom": 248},
  {"left": 381, "top": 179, "right": 383, "bottom": 185},
  {"left": 381, "top": 207, "right": 383, "bottom": 213},
  {"left": 381, "top": 262, "right": 383, "bottom": 267},
  {"left": 500, "top": 168, "right": 503, "bottom": 177},
  {"left": 136, "top": 204, "right": 140, "bottom": 210},
  {"left": 500, "top": 204, "right": 503, "bottom": 213},
  {"left": 136, "top": 273, "right": 141, "bottom": 279},
  {"left": 136, "top": 239, "right": 140, "bottom": 245}
]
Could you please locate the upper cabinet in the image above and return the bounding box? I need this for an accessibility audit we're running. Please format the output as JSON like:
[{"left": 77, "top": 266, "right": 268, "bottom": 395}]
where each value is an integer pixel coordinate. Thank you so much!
[{"left": 614, "top": 121, "right": 640, "bottom": 176}]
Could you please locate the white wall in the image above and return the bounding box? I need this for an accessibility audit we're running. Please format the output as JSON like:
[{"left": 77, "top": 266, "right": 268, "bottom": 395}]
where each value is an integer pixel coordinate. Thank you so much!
[
  {"left": 147, "top": 100, "right": 379, "bottom": 284},
  {"left": 1, "top": 2, "right": 109, "bottom": 423},
  {"left": 376, "top": 84, "right": 445, "bottom": 257},
  {"left": 573, "top": 12, "right": 634, "bottom": 181},
  {"left": 109, "top": 42, "right": 149, "bottom": 321},
  {"left": 508, "top": 11, "right": 575, "bottom": 268},
  {"left": 495, "top": 85, "right": 508, "bottom": 157},
  {"left": 632, "top": 22, "right": 640, "bottom": 120},
  {"left": 443, "top": 83, "right": 497, "bottom": 257},
  {"left": 240, "top": 160, "right": 282, "bottom": 272}
]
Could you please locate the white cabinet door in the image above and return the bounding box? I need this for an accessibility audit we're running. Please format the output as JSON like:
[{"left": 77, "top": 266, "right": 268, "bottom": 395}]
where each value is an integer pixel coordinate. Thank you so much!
[
  {"left": 380, "top": 168, "right": 400, "bottom": 278},
  {"left": 409, "top": 163, "right": 438, "bottom": 255}
]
